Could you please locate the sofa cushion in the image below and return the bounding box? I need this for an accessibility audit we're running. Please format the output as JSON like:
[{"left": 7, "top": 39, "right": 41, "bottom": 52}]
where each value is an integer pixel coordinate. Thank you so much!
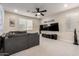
[{"left": 10, "top": 31, "right": 27, "bottom": 34}]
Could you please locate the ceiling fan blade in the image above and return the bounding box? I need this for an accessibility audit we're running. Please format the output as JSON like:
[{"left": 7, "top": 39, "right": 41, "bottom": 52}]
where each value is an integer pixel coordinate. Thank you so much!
[
  {"left": 36, "top": 8, "right": 39, "bottom": 12},
  {"left": 41, "top": 13, "right": 44, "bottom": 16},
  {"left": 40, "top": 10, "right": 47, "bottom": 12}
]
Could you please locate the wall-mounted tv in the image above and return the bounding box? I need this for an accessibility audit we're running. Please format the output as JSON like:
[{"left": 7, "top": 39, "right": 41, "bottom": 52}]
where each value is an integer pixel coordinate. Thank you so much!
[
  {"left": 49, "top": 23, "right": 59, "bottom": 31},
  {"left": 40, "top": 23, "right": 59, "bottom": 31}
]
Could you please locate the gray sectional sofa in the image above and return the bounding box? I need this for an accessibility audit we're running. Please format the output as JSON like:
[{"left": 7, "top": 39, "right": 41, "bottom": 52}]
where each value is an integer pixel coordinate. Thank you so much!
[{"left": 0, "top": 31, "right": 39, "bottom": 55}]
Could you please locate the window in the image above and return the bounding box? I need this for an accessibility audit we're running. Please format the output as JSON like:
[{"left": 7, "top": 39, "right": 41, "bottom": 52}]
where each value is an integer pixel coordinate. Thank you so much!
[
  {"left": 26, "top": 20, "right": 33, "bottom": 30},
  {"left": 18, "top": 18, "right": 33, "bottom": 31},
  {"left": 0, "top": 6, "right": 4, "bottom": 33}
]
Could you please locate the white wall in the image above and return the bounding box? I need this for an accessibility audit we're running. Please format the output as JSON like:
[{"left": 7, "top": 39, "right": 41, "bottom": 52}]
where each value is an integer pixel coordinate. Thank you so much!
[
  {"left": 41, "top": 7, "right": 79, "bottom": 43},
  {"left": 3, "top": 11, "right": 40, "bottom": 33}
]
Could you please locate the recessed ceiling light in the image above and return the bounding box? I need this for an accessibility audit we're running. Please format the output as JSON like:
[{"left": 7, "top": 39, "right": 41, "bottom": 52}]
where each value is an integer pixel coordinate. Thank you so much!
[
  {"left": 14, "top": 9, "right": 18, "bottom": 13},
  {"left": 64, "top": 4, "right": 68, "bottom": 8}
]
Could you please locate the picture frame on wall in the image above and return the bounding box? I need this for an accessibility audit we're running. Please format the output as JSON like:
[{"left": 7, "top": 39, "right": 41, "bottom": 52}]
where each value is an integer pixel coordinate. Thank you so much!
[{"left": 9, "top": 19, "right": 15, "bottom": 27}]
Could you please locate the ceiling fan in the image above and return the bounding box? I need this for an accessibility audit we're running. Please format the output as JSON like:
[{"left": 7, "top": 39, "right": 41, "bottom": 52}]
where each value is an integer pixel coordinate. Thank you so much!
[{"left": 32, "top": 8, "right": 47, "bottom": 16}]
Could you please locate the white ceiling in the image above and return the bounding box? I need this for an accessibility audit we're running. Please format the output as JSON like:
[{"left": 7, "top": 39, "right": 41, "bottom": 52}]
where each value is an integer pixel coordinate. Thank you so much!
[{"left": 0, "top": 3, "right": 79, "bottom": 18}]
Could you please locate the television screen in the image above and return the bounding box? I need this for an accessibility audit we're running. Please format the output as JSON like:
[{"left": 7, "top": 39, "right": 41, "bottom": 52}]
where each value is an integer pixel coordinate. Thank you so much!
[
  {"left": 40, "top": 23, "right": 59, "bottom": 31},
  {"left": 49, "top": 23, "right": 59, "bottom": 31}
]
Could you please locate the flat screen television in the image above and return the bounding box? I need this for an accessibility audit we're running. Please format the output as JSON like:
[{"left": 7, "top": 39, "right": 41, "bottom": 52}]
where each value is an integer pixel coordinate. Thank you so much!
[
  {"left": 49, "top": 23, "right": 59, "bottom": 31},
  {"left": 40, "top": 23, "right": 59, "bottom": 31}
]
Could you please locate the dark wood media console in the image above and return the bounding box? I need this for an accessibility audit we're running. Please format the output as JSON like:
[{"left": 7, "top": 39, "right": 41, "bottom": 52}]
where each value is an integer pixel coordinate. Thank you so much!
[{"left": 42, "top": 34, "right": 57, "bottom": 40}]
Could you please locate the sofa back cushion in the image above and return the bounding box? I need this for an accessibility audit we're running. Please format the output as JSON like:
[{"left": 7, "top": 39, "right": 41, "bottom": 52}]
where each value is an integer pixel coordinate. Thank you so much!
[{"left": 9, "top": 31, "right": 27, "bottom": 34}]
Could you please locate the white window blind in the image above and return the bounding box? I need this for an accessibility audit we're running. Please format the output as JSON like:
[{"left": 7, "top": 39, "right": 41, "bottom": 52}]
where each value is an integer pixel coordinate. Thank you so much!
[{"left": 18, "top": 18, "right": 33, "bottom": 31}]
